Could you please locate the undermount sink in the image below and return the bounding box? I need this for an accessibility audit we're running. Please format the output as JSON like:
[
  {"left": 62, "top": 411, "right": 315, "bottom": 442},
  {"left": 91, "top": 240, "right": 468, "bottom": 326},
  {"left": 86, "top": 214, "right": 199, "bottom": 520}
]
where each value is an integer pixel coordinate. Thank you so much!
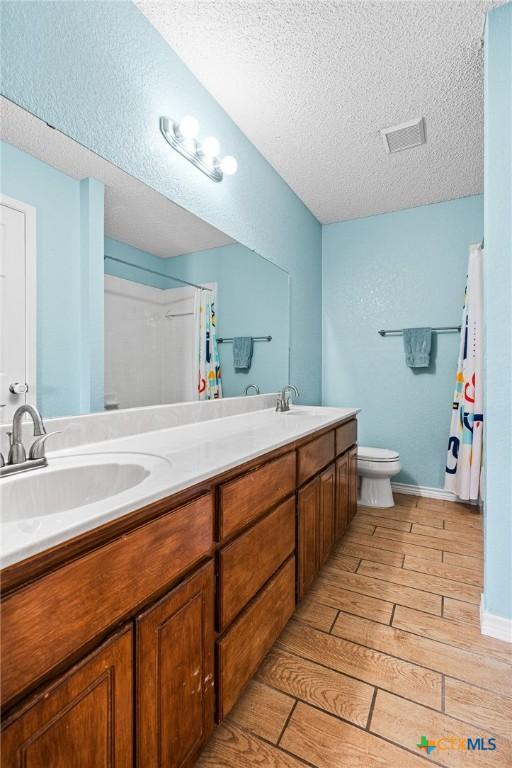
[{"left": 0, "top": 452, "right": 168, "bottom": 522}]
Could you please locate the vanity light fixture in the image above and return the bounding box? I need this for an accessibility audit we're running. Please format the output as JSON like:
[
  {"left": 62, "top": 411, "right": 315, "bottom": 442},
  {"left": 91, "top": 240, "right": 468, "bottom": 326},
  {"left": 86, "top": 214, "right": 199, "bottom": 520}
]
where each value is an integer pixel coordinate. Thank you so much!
[{"left": 160, "top": 115, "right": 238, "bottom": 182}]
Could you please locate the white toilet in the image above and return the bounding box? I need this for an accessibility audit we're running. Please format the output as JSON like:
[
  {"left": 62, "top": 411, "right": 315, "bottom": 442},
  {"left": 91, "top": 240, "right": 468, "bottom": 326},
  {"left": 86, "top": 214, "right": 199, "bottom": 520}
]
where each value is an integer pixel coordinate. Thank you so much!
[{"left": 357, "top": 446, "right": 401, "bottom": 508}]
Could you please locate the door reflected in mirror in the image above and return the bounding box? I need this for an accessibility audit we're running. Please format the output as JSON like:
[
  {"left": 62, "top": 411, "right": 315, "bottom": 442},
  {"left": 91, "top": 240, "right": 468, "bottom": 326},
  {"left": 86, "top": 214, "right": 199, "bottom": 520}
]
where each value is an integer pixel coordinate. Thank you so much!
[{"left": 0, "top": 98, "right": 290, "bottom": 420}]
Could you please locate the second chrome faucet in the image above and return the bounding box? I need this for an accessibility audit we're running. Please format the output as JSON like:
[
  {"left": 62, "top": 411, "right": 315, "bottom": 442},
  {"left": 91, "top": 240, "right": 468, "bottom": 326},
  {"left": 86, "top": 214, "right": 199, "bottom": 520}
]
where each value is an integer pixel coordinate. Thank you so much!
[{"left": 275, "top": 385, "right": 300, "bottom": 412}]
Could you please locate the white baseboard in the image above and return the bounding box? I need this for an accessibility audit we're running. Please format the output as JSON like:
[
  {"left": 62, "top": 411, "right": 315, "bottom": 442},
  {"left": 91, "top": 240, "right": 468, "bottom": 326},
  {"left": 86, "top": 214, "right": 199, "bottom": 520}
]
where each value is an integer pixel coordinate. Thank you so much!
[
  {"left": 480, "top": 596, "right": 512, "bottom": 643},
  {"left": 391, "top": 482, "right": 476, "bottom": 503}
]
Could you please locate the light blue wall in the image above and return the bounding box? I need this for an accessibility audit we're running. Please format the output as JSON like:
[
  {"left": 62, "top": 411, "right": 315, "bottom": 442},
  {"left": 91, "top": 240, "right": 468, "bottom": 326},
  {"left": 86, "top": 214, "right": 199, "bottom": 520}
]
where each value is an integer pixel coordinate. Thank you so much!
[
  {"left": 1, "top": 0, "right": 321, "bottom": 404},
  {"left": 483, "top": 3, "right": 512, "bottom": 622},
  {"left": 104, "top": 237, "right": 168, "bottom": 290},
  {"left": 0, "top": 141, "right": 104, "bottom": 417},
  {"left": 169, "top": 244, "right": 290, "bottom": 396},
  {"left": 322, "top": 196, "right": 484, "bottom": 489}
]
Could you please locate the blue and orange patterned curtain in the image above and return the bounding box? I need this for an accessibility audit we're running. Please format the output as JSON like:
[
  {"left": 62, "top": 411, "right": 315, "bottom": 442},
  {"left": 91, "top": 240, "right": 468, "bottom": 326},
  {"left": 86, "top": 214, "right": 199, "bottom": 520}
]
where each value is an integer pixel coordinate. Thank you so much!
[
  {"left": 194, "top": 288, "right": 222, "bottom": 400},
  {"left": 445, "top": 244, "right": 484, "bottom": 500}
]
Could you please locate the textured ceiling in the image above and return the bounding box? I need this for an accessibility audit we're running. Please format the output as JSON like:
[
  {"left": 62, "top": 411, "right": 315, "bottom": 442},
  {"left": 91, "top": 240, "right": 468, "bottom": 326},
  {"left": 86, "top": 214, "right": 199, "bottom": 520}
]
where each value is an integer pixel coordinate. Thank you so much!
[
  {"left": 0, "top": 98, "right": 234, "bottom": 257},
  {"left": 137, "top": 0, "right": 500, "bottom": 223}
]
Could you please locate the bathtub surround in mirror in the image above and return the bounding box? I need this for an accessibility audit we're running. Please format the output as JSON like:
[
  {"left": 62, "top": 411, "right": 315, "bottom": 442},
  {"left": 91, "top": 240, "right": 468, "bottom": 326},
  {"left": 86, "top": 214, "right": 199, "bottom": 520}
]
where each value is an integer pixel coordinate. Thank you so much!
[{"left": 0, "top": 100, "right": 290, "bottom": 418}]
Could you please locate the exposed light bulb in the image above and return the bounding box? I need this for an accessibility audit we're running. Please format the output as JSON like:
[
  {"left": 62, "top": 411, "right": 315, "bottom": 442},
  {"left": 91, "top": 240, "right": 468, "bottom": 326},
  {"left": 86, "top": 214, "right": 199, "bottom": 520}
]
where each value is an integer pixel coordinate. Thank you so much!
[
  {"left": 178, "top": 115, "right": 200, "bottom": 139},
  {"left": 202, "top": 136, "right": 220, "bottom": 157},
  {"left": 220, "top": 155, "right": 238, "bottom": 175}
]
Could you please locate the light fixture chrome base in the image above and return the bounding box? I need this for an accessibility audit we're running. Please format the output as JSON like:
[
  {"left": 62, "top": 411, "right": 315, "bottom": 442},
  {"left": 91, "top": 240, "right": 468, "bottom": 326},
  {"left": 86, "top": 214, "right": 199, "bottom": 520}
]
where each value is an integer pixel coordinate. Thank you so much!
[{"left": 160, "top": 116, "right": 223, "bottom": 182}]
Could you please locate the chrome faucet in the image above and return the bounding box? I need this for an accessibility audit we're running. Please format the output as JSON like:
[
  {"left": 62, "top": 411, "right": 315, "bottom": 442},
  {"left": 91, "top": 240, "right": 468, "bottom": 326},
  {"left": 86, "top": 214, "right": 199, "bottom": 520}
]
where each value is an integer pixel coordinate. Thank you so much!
[
  {"left": 1, "top": 405, "right": 59, "bottom": 478},
  {"left": 275, "top": 385, "right": 300, "bottom": 412},
  {"left": 243, "top": 384, "right": 260, "bottom": 395}
]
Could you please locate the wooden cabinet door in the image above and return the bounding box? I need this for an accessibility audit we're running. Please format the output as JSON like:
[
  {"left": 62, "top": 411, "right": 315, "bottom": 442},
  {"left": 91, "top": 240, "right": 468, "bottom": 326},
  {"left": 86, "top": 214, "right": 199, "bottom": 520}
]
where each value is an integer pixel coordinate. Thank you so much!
[
  {"left": 335, "top": 452, "right": 350, "bottom": 541},
  {"left": 1, "top": 627, "right": 132, "bottom": 768},
  {"left": 297, "top": 476, "right": 320, "bottom": 600},
  {"left": 318, "top": 464, "right": 335, "bottom": 567},
  {"left": 136, "top": 561, "right": 215, "bottom": 768},
  {"left": 348, "top": 445, "right": 358, "bottom": 521}
]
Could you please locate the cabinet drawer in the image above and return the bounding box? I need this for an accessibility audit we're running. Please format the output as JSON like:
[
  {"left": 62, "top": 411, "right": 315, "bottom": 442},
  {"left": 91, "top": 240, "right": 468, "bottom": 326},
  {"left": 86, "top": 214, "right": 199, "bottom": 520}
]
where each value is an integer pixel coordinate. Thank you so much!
[
  {"left": 217, "top": 557, "right": 296, "bottom": 720},
  {"left": 1, "top": 494, "right": 213, "bottom": 708},
  {"left": 219, "top": 452, "right": 296, "bottom": 541},
  {"left": 297, "top": 430, "right": 335, "bottom": 485},
  {"left": 218, "top": 497, "right": 295, "bottom": 630},
  {"left": 336, "top": 419, "right": 357, "bottom": 456}
]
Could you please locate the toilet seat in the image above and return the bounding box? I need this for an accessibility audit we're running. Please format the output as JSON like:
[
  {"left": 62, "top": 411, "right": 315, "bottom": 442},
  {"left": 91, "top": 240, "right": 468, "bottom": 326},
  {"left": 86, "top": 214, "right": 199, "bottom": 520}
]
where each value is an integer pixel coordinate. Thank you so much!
[{"left": 358, "top": 446, "right": 400, "bottom": 463}]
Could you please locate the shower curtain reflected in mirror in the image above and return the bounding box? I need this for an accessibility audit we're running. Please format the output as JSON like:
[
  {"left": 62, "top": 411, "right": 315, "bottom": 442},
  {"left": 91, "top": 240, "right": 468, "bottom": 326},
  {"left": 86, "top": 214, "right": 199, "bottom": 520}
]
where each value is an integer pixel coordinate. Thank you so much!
[
  {"left": 194, "top": 288, "right": 222, "bottom": 400},
  {"left": 445, "top": 243, "right": 484, "bottom": 501}
]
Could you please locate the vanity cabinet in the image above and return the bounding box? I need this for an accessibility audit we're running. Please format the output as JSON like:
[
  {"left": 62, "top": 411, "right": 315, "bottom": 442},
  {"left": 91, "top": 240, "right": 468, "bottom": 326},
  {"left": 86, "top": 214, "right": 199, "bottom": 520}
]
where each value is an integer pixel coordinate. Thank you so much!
[
  {"left": 335, "top": 451, "right": 350, "bottom": 540},
  {"left": 1, "top": 415, "right": 358, "bottom": 764},
  {"left": 217, "top": 557, "right": 296, "bottom": 720},
  {"left": 1, "top": 626, "right": 133, "bottom": 768},
  {"left": 218, "top": 497, "right": 295, "bottom": 630},
  {"left": 318, "top": 464, "right": 336, "bottom": 568},
  {"left": 297, "top": 420, "right": 358, "bottom": 601},
  {"left": 297, "top": 463, "right": 336, "bottom": 599},
  {"left": 348, "top": 445, "right": 358, "bottom": 522},
  {"left": 136, "top": 563, "right": 214, "bottom": 768}
]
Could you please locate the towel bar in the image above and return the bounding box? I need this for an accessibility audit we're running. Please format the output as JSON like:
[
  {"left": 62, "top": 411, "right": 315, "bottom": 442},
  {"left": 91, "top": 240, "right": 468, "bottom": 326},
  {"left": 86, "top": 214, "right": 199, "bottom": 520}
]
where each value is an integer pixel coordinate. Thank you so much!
[
  {"left": 217, "top": 336, "right": 272, "bottom": 343},
  {"left": 378, "top": 326, "right": 461, "bottom": 337}
]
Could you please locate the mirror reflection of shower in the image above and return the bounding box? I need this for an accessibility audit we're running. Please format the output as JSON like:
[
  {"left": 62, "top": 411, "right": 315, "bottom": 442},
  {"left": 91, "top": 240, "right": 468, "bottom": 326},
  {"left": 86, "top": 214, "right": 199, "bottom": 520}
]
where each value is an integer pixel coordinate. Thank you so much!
[{"left": 104, "top": 256, "right": 216, "bottom": 409}]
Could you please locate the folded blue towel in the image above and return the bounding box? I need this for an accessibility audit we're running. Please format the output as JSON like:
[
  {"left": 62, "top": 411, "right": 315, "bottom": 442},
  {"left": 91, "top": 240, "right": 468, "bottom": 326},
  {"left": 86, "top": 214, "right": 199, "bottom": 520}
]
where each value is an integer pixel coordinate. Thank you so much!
[
  {"left": 233, "top": 336, "right": 253, "bottom": 370},
  {"left": 402, "top": 327, "right": 432, "bottom": 368}
]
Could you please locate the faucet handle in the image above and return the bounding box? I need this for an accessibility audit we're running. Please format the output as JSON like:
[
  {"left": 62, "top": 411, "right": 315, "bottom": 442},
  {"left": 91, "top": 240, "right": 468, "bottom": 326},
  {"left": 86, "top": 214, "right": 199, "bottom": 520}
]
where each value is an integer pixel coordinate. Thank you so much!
[{"left": 28, "top": 431, "right": 61, "bottom": 460}]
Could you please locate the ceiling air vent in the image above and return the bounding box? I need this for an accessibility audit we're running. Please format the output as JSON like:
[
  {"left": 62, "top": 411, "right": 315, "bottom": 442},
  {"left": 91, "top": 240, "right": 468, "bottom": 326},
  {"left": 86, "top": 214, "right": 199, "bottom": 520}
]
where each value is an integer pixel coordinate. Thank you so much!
[{"left": 380, "top": 117, "right": 426, "bottom": 153}]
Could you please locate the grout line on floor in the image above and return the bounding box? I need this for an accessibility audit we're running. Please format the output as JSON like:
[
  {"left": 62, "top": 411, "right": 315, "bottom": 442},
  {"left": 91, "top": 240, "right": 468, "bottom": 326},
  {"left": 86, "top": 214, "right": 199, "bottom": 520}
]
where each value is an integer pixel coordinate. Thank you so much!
[
  {"left": 365, "top": 688, "right": 378, "bottom": 731},
  {"left": 328, "top": 609, "right": 341, "bottom": 634},
  {"left": 276, "top": 698, "right": 298, "bottom": 746}
]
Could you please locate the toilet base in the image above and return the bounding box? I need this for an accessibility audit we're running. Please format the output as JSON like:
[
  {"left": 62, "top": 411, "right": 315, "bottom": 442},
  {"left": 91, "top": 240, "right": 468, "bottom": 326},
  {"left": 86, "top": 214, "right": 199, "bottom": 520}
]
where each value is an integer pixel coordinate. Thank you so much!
[{"left": 358, "top": 476, "right": 395, "bottom": 508}]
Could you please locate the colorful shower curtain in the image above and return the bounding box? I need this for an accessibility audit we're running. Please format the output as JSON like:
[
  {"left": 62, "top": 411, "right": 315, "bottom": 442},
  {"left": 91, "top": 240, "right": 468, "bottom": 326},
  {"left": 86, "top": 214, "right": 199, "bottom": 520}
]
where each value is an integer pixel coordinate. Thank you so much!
[
  {"left": 445, "top": 244, "right": 484, "bottom": 500},
  {"left": 194, "top": 288, "right": 222, "bottom": 400}
]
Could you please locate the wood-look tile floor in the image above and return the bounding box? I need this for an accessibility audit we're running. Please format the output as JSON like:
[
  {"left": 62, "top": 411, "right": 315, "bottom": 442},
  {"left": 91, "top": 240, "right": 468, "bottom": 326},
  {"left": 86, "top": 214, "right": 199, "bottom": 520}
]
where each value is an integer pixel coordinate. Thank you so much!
[{"left": 198, "top": 495, "right": 512, "bottom": 767}]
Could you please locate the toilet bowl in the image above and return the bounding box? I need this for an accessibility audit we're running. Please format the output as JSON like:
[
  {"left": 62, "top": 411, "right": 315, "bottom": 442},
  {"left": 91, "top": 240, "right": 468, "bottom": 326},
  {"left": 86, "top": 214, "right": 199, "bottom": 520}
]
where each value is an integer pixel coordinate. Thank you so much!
[{"left": 357, "top": 446, "right": 401, "bottom": 508}]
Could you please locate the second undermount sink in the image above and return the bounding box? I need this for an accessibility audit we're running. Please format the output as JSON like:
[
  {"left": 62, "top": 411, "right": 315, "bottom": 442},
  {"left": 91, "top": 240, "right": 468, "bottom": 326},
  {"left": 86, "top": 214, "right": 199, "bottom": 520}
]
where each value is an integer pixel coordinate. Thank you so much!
[{"left": 0, "top": 452, "right": 168, "bottom": 522}]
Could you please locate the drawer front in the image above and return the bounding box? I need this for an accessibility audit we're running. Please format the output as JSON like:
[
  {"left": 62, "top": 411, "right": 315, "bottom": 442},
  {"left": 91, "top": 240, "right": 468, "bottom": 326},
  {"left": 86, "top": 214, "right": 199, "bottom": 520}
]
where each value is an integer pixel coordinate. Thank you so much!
[
  {"left": 297, "top": 431, "right": 335, "bottom": 486},
  {"left": 217, "top": 556, "right": 296, "bottom": 721},
  {"left": 336, "top": 419, "right": 357, "bottom": 456},
  {"left": 1, "top": 494, "right": 213, "bottom": 709},
  {"left": 218, "top": 497, "right": 295, "bottom": 630},
  {"left": 219, "top": 452, "right": 296, "bottom": 541}
]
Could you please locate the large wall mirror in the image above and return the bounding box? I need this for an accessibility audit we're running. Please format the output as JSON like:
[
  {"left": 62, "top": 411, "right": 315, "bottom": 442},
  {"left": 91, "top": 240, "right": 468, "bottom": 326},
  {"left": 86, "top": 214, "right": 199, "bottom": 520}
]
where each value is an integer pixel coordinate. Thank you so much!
[{"left": 0, "top": 98, "right": 290, "bottom": 420}]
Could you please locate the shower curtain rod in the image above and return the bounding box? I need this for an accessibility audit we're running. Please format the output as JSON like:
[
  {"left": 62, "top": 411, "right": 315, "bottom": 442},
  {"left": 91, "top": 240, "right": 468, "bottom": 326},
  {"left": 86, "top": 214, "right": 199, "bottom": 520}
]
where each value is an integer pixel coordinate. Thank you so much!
[
  {"left": 378, "top": 326, "right": 461, "bottom": 337},
  {"left": 104, "top": 254, "right": 213, "bottom": 292}
]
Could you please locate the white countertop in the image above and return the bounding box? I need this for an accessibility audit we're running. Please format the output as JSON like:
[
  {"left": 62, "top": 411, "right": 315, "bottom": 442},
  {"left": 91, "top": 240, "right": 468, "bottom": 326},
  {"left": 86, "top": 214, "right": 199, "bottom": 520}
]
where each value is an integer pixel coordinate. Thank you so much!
[{"left": 1, "top": 405, "right": 358, "bottom": 569}]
